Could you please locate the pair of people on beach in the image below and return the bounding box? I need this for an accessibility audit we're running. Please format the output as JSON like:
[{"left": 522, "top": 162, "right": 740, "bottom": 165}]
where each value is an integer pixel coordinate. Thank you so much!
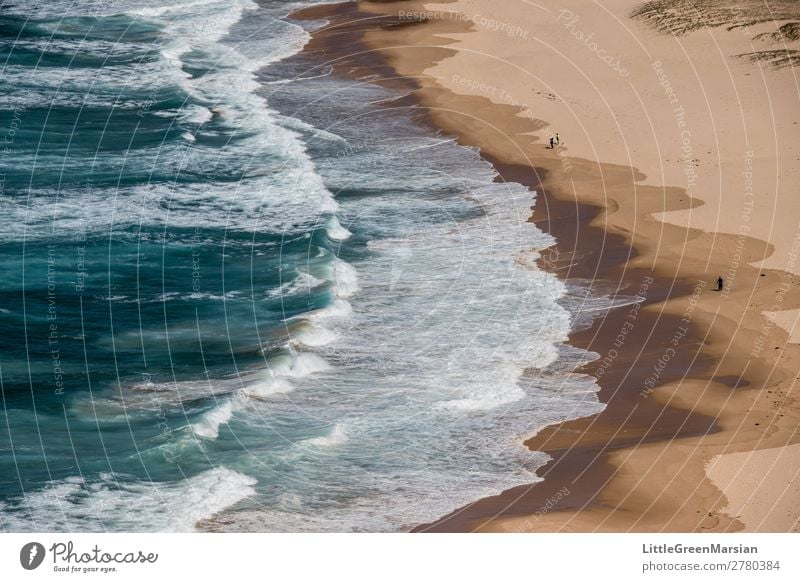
[{"left": 549, "top": 133, "right": 560, "bottom": 149}]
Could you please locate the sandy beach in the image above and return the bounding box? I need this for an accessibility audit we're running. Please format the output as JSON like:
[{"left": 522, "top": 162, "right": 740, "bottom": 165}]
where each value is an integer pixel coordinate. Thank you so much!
[{"left": 294, "top": 0, "right": 800, "bottom": 531}]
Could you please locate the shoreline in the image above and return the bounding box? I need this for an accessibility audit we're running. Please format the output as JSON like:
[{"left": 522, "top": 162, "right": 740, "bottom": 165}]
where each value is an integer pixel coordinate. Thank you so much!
[{"left": 291, "top": 0, "right": 800, "bottom": 532}]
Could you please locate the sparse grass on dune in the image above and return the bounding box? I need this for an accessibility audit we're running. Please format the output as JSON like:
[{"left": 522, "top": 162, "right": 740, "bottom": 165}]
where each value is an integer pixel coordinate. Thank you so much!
[
  {"left": 739, "top": 48, "right": 800, "bottom": 68},
  {"left": 631, "top": 0, "right": 800, "bottom": 35},
  {"left": 631, "top": 0, "right": 800, "bottom": 68}
]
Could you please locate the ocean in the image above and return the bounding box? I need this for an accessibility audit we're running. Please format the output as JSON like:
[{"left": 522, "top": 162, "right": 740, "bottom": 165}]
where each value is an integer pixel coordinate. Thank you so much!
[{"left": 0, "top": 0, "right": 605, "bottom": 531}]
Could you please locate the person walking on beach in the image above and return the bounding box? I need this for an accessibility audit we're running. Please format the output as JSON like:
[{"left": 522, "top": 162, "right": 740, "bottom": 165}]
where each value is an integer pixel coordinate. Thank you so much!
[
  {"left": 716, "top": 276, "right": 724, "bottom": 291},
  {"left": 555, "top": 132, "right": 560, "bottom": 145},
  {"left": 549, "top": 137, "right": 554, "bottom": 149}
]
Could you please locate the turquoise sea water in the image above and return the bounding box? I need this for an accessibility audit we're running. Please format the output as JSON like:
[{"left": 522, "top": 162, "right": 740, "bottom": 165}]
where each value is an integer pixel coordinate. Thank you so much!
[{"left": 0, "top": 0, "right": 604, "bottom": 531}]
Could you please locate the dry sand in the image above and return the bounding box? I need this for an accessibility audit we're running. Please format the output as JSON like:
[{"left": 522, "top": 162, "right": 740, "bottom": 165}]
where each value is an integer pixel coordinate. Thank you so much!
[
  {"left": 706, "top": 442, "right": 800, "bottom": 532},
  {"left": 297, "top": 0, "right": 800, "bottom": 531}
]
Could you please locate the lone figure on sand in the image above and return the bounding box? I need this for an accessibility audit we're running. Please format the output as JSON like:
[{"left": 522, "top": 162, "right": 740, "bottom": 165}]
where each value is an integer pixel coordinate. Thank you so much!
[
  {"left": 549, "top": 137, "right": 554, "bottom": 149},
  {"left": 555, "top": 132, "right": 560, "bottom": 145},
  {"left": 717, "top": 276, "right": 724, "bottom": 291}
]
